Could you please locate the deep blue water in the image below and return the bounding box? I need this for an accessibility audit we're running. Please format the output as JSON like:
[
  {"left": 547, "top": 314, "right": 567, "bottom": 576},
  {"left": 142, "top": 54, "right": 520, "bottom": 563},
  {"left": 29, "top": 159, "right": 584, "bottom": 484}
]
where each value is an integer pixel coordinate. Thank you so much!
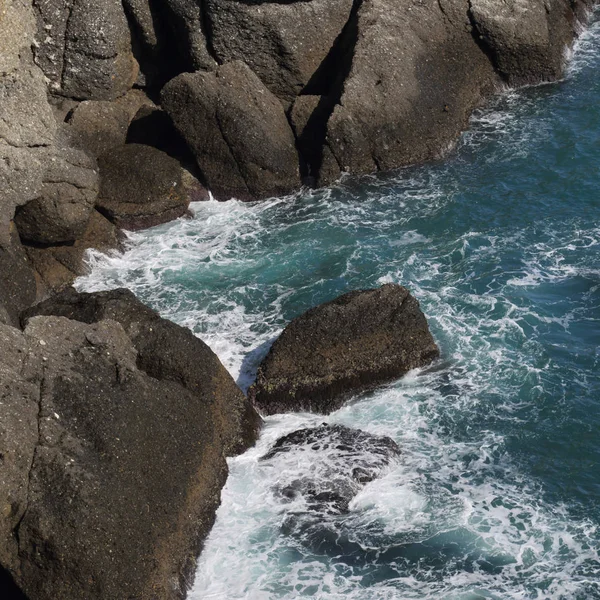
[{"left": 78, "top": 16, "right": 600, "bottom": 600}]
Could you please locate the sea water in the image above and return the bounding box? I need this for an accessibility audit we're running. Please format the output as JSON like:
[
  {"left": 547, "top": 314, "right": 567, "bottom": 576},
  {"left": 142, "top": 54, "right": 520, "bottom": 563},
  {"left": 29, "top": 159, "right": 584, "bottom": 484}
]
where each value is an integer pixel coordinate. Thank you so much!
[{"left": 77, "top": 16, "right": 600, "bottom": 600}]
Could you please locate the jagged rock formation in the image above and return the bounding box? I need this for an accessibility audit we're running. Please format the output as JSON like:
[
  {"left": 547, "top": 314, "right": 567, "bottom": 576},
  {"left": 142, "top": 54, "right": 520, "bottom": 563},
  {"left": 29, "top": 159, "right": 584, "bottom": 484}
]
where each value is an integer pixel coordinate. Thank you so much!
[
  {"left": 205, "top": 0, "right": 355, "bottom": 105},
  {"left": 0, "top": 289, "right": 262, "bottom": 600},
  {"left": 154, "top": 0, "right": 592, "bottom": 195},
  {"left": 1, "top": 0, "right": 594, "bottom": 301},
  {"left": 249, "top": 284, "right": 440, "bottom": 415}
]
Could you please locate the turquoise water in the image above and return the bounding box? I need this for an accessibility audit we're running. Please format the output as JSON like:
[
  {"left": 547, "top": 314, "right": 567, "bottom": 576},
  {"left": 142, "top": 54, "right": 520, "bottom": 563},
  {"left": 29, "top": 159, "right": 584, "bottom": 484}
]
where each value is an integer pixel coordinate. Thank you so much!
[{"left": 78, "top": 16, "right": 600, "bottom": 600}]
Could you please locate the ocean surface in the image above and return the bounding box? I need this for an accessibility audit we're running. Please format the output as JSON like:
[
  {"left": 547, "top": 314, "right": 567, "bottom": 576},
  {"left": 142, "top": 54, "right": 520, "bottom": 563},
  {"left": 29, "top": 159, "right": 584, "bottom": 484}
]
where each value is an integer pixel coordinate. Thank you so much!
[{"left": 77, "top": 15, "right": 600, "bottom": 600}]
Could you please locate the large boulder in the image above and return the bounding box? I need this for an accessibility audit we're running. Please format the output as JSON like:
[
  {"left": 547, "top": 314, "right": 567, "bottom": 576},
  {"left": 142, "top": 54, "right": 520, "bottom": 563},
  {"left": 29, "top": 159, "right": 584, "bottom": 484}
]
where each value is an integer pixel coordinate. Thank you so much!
[
  {"left": 262, "top": 424, "right": 401, "bottom": 515},
  {"left": 0, "top": 315, "right": 229, "bottom": 600},
  {"left": 32, "top": 0, "right": 138, "bottom": 100},
  {"left": 2, "top": 289, "right": 261, "bottom": 599},
  {"left": 249, "top": 284, "right": 440, "bottom": 415},
  {"left": 96, "top": 144, "right": 190, "bottom": 230},
  {"left": 162, "top": 60, "right": 300, "bottom": 200},
  {"left": 23, "top": 287, "right": 262, "bottom": 456},
  {"left": 323, "top": 0, "right": 499, "bottom": 178},
  {"left": 468, "top": 0, "right": 579, "bottom": 85},
  {"left": 14, "top": 139, "right": 99, "bottom": 245},
  {"left": 205, "top": 0, "right": 354, "bottom": 104}
]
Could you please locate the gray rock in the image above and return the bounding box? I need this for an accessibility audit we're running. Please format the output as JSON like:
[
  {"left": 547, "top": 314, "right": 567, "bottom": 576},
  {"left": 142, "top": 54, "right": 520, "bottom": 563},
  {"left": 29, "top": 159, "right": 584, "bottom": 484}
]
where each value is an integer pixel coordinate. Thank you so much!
[
  {"left": 97, "top": 143, "right": 190, "bottom": 230},
  {"left": 23, "top": 287, "right": 262, "bottom": 456},
  {"left": 32, "top": 0, "right": 138, "bottom": 100},
  {"left": 65, "top": 100, "right": 131, "bottom": 159},
  {"left": 0, "top": 228, "right": 38, "bottom": 327},
  {"left": 289, "top": 94, "right": 341, "bottom": 186},
  {"left": 0, "top": 52, "right": 57, "bottom": 241},
  {"left": 0, "top": 322, "right": 40, "bottom": 575},
  {"left": 249, "top": 284, "right": 440, "bottom": 415},
  {"left": 121, "top": 0, "right": 216, "bottom": 86},
  {"left": 15, "top": 142, "right": 99, "bottom": 245},
  {"left": 468, "top": 0, "right": 577, "bottom": 85},
  {"left": 206, "top": 0, "right": 354, "bottom": 104},
  {"left": 25, "top": 210, "right": 124, "bottom": 296},
  {"left": 325, "top": 0, "right": 499, "bottom": 176},
  {"left": 0, "top": 0, "right": 37, "bottom": 77},
  {"left": 162, "top": 61, "right": 300, "bottom": 200}
]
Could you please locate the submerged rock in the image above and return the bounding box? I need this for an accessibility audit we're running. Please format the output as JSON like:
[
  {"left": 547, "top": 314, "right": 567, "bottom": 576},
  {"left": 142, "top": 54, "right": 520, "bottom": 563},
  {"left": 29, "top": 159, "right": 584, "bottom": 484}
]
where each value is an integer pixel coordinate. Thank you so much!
[
  {"left": 262, "top": 424, "right": 401, "bottom": 515},
  {"left": 249, "top": 284, "right": 440, "bottom": 415}
]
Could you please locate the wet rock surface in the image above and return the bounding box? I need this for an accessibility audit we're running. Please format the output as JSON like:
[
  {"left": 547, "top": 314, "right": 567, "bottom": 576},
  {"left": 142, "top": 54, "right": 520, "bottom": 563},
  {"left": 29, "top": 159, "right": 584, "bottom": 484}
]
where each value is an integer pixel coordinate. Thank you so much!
[
  {"left": 262, "top": 424, "right": 401, "bottom": 515},
  {"left": 249, "top": 284, "right": 440, "bottom": 415}
]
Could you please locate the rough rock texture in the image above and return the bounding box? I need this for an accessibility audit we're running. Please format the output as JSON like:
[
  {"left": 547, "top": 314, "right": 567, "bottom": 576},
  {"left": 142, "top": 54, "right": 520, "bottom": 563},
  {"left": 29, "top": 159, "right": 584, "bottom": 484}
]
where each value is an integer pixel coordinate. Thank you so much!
[
  {"left": 262, "top": 424, "right": 401, "bottom": 515},
  {"left": 25, "top": 210, "right": 124, "bottom": 296},
  {"left": 206, "top": 0, "right": 354, "bottom": 104},
  {"left": 0, "top": 321, "right": 39, "bottom": 576},
  {"left": 289, "top": 94, "right": 341, "bottom": 185},
  {"left": 32, "top": 0, "right": 138, "bottom": 100},
  {"left": 124, "top": 0, "right": 216, "bottom": 78},
  {"left": 0, "top": 314, "right": 232, "bottom": 600},
  {"left": 63, "top": 93, "right": 154, "bottom": 159},
  {"left": 0, "top": 0, "right": 36, "bottom": 78},
  {"left": 23, "top": 287, "right": 262, "bottom": 456},
  {"left": 14, "top": 137, "right": 99, "bottom": 245},
  {"left": 468, "top": 0, "right": 578, "bottom": 85},
  {"left": 0, "top": 51, "right": 57, "bottom": 241},
  {"left": 97, "top": 144, "right": 190, "bottom": 230},
  {"left": 0, "top": 227, "right": 37, "bottom": 327},
  {"left": 249, "top": 284, "right": 440, "bottom": 415},
  {"left": 162, "top": 60, "right": 300, "bottom": 200},
  {"left": 324, "top": 0, "right": 498, "bottom": 178}
]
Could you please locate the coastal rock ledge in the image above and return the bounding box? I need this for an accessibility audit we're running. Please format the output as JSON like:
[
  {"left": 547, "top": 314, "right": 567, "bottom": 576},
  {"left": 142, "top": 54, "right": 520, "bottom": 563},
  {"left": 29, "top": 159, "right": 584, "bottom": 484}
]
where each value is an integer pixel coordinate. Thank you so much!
[{"left": 249, "top": 284, "right": 440, "bottom": 415}]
